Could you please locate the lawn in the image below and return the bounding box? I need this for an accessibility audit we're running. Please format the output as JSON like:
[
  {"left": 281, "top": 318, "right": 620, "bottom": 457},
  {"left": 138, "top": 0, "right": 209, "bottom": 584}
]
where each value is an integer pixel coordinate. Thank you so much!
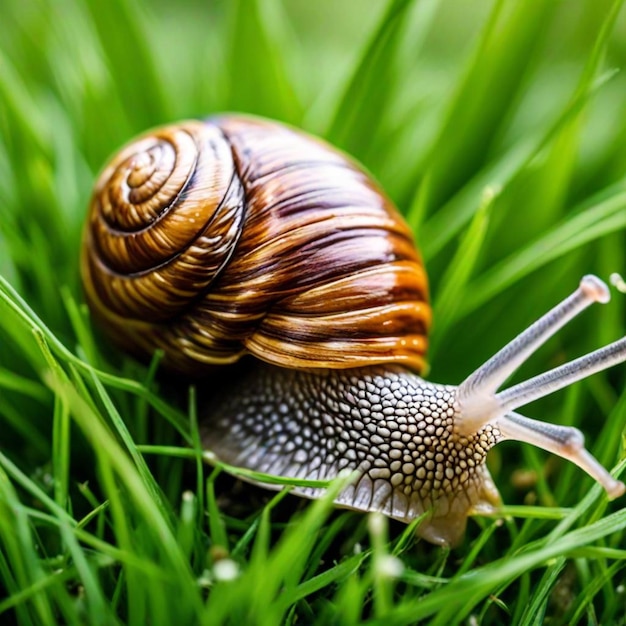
[{"left": 1, "top": 0, "right": 626, "bottom": 624}]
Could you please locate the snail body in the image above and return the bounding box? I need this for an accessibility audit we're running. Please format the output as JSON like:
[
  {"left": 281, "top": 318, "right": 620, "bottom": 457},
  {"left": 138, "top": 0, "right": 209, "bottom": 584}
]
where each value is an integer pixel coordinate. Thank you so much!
[
  {"left": 203, "top": 363, "right": 500, "bottom": 545},
  {"left": 82, "top": 115, "right": 626, "bottom": 546}
]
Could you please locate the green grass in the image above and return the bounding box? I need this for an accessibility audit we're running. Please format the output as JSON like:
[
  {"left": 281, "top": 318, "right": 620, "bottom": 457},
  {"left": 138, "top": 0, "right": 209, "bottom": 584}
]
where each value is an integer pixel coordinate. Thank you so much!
[{"left": 1, "top": 0, "right": 626, "bottom": 623}]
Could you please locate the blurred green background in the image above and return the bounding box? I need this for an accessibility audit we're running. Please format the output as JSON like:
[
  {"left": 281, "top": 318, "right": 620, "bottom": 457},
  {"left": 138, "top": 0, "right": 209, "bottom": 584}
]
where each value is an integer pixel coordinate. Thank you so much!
[{"left": 1, "top": 1, "right": 626, "bottom": 624}]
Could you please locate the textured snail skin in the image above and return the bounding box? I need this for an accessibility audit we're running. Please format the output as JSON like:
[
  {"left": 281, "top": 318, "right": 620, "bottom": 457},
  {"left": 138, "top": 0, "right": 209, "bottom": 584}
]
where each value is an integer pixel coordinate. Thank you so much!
[{"left": 202, "top": 363, "right": 501, "bottom": 546}]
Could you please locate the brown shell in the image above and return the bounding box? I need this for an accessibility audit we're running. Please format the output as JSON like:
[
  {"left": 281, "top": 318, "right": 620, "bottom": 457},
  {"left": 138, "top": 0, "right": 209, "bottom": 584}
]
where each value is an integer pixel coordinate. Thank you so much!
[{"left": 81, "top": 115, "right": 431, "bottom": 375}]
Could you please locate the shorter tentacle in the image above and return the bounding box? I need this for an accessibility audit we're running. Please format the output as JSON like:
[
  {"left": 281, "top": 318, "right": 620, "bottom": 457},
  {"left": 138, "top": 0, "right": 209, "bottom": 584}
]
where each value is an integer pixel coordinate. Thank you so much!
[{"left": 496, "top": 412, "right": 625, "bottom": 499}]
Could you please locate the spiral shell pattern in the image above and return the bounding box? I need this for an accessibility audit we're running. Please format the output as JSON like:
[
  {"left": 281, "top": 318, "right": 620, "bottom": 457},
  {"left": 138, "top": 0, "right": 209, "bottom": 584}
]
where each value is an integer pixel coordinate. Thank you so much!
[{"left": 82, "top": 115, "right": 431, "bottom": 374}]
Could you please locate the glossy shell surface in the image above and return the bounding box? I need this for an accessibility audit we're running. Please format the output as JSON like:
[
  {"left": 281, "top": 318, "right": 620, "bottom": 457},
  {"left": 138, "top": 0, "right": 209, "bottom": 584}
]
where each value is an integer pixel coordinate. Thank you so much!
[{"left": 82, "top": 116, "right": 430, "bottom": 374}]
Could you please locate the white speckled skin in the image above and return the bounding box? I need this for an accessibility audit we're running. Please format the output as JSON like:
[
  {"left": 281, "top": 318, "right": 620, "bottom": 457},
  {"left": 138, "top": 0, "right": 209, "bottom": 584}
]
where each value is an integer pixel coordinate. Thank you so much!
[{"left": 201, "top": 363, "right": 503, "bottom": 546}]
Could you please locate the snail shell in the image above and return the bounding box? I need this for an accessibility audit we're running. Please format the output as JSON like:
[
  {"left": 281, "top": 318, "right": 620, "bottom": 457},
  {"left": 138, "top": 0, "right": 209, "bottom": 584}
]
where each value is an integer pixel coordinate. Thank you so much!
[
  {"left": 82, "top": 115, "right": 626, "bottom": 546},
  {"left": 82, "top": 116, "right": 430, "bottom": 375}
]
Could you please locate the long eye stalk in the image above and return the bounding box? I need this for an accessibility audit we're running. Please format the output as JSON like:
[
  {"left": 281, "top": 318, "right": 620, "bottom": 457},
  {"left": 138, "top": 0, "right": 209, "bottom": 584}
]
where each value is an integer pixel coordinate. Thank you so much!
[{"left": 455, "top": 275, "right": 626, "bottom": 499}]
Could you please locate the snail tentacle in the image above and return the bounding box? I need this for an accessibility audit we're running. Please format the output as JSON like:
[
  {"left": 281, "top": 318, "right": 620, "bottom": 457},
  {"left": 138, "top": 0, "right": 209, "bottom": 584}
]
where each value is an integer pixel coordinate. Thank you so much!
[
  {"left": 457, "top": 275, "right": 609, "bottom": 414},
  {"left": 495, "top": 412, "right": 624, "bottom": 499}
]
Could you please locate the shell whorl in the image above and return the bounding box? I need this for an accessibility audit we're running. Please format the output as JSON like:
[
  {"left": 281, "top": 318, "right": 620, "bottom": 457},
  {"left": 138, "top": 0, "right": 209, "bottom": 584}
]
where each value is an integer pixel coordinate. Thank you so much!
[{"left": 82, "top": 115, "right": 431, "bottom": 374}]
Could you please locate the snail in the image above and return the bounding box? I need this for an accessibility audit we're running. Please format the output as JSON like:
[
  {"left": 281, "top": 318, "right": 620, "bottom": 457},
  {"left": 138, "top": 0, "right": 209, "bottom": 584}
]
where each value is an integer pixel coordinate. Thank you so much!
[{"left": 81, "top": 114, "right": 626, "bottom": 546}]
